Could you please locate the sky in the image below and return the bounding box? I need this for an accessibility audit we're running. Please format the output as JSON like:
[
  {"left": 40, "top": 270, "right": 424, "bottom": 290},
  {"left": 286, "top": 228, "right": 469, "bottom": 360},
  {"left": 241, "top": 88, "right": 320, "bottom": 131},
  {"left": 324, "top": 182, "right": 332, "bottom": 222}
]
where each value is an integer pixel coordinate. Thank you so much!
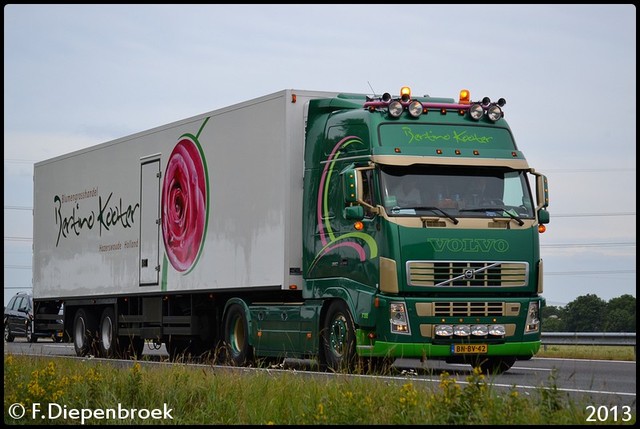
[{"left": 4, "top": 4, "right": 636, "bottom": 307}]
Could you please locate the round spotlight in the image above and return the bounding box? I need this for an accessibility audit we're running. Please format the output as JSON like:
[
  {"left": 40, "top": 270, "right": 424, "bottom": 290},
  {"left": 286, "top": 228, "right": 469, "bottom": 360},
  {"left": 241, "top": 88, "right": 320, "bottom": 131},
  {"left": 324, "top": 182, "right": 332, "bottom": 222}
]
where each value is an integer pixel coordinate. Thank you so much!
[
  {"left": 454, "top": 324, "right": 471, "bottom": 336},
  {"left": 469, "top": 103, "right": 484, "bottom": 120},
  {"left": 388, "top": 100, "right": 404, "bottom": 118},
  {"left": 408, "top": 100, "right": 423, "bottom": 117},
  {"left": 435, "top": 324, "right": 453, "bottom": 337},
  {"left": 382, "top": 92, "right": 392, "bottom": 102},
  {"left": 471, "top": 324, "right": 489, "bottom": 336},
  {"left": 497, "top": 98, "right": 506, "bottom": 107},
  {"left": 481, "top": 96, "right": 491, "bottom": 106},
  {"left": 487, "top": 105, "right": 503, "bottom": 122},
  {"left": 489, "top": 324, "right": 506, "bottom": 336}
]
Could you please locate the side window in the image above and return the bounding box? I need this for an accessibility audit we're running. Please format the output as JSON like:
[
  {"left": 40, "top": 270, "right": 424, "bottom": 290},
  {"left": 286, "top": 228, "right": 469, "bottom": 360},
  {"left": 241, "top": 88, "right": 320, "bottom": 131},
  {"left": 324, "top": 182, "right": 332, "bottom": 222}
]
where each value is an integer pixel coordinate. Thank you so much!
[
  {"left": 7, "top": 297, "right": 17, "bottom": 311},
  {"left": 361, "top": 169, "right": 376, "bottom": 219}
]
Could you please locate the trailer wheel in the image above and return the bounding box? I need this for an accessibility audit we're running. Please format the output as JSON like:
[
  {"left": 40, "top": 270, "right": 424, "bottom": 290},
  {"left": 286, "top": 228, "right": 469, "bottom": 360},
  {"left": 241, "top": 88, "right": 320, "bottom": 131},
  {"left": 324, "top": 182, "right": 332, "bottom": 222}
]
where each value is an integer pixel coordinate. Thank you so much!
[
  {"left": 319, "top": 300, "right": 356, "bottom": 372},
  {"left": 98, "top": 307, "right": 118, "bottom": 358},
  {"left": 73, "top": 308, "right": 98, "bottom": 357},
  {"left": 223, "top": 304, "right": 253, "bottom": 366}
]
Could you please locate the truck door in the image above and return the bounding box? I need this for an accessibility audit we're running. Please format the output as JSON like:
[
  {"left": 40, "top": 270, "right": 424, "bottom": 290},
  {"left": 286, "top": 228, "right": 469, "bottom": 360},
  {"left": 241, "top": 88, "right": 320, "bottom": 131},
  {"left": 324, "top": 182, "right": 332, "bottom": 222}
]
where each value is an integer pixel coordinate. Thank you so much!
[{"left": 140, "top": 157, "right": 161, "bottom": 285}]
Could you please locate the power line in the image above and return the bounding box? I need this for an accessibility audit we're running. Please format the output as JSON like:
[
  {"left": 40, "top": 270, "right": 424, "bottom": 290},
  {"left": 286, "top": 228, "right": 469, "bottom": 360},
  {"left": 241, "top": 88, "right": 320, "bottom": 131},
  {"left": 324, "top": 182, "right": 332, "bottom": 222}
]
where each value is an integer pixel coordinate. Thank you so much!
[
  {"left": 542, "top": 242, "right": 635, "bottom": 248},
  {"left": 546, "top": 270, "right": 635, "bottom": 276}
]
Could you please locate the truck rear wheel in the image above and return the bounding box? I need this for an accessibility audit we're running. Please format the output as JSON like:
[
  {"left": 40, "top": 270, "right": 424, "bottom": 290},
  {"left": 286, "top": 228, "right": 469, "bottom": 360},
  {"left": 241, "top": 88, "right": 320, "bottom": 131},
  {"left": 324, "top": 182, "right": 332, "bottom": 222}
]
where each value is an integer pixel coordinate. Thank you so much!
[
  {"left": 73, "top": 308, "right": 98, "bottom": 357},
  {"left": 319, "top": 300, "right": 356, "bottom": 372},
  {"left": 223, "top": 304, "right": 253, "bottom": 366}
]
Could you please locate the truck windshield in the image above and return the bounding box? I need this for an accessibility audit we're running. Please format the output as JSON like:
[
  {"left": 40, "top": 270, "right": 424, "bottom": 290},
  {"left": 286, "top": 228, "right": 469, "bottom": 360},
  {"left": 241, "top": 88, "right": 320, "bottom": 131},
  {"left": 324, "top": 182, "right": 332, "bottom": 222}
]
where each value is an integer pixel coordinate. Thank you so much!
[{"left": 379, "top": 165, "right": 535, "bottom": 220}]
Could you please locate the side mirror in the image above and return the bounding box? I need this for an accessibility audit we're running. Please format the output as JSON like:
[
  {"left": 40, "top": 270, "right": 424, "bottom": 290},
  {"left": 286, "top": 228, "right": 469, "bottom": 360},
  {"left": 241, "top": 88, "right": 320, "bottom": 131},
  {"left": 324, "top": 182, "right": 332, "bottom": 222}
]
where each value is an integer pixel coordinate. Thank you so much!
[
  {"left": 538, "top": 209, "right": 550, "bottom": 225},
  {"left": 536, "top": 174, "right": 549, "bottom": 208},
  {"left": 344, "top": 205, "right": 364, "bottom": 220},
  {"left": 342, "top": 167, "right": 358, "bottom": 203}
]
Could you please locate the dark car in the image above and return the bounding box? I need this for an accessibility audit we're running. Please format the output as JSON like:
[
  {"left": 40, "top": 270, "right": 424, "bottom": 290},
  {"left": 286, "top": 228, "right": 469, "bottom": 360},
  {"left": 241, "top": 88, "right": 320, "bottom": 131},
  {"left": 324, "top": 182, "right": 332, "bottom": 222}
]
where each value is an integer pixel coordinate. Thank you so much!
[{"left": 4, "top": 291, "right": 64, "bottom": 343}]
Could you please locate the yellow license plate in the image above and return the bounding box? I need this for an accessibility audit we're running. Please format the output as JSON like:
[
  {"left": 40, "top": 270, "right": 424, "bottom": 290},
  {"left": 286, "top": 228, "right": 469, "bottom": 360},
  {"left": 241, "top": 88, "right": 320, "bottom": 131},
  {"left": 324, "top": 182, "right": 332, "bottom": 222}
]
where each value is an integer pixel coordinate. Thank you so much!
[{"left": 451, "top": 344, "right": 488, "bottom": 354}]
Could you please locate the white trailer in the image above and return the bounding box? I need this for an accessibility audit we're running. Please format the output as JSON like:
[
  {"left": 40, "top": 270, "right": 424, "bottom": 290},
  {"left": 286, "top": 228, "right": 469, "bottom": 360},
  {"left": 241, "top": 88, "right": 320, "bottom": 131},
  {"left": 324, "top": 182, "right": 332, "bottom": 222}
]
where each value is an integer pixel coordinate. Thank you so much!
[{"left": 32, "top": 89, "right": 337, "bottom": 358}]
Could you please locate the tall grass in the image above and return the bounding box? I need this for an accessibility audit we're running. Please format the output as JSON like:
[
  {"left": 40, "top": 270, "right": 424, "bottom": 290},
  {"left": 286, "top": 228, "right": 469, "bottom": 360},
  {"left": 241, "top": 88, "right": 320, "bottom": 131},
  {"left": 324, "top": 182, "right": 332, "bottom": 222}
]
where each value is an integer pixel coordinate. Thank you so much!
[{"left": 5, "top": 354, "right": 631, "bottom": 425}]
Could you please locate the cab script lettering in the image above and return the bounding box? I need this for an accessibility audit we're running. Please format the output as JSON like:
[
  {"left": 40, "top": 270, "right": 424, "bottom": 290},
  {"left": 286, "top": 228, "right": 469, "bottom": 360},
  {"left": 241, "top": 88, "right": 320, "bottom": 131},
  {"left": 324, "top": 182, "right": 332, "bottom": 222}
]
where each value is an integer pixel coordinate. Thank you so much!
[
  {"left": 54, "top": 192, "right": 140, "bottom": 246},
  {"left": 401, "top": 126, "right": 493, "bottom": 144}
]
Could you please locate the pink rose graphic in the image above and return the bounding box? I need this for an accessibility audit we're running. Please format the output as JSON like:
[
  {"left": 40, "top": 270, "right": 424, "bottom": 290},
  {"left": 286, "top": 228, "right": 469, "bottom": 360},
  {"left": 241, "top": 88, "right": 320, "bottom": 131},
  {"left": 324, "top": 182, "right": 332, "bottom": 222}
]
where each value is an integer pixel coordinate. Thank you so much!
[{"left": 162, "top": 137, "right": 207, "bottom": 272}]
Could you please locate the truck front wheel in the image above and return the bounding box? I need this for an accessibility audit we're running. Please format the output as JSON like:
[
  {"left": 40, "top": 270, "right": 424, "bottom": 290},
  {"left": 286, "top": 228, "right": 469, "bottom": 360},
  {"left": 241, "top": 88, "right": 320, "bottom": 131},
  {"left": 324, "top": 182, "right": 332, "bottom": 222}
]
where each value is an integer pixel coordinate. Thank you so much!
[
  {"left": 73, "top": 308, "right": 98, "bottom": 357},
  {"left": 223, "top": 304, "right": 253, "bottom": 366},
  {"left": 319, "top": 300, "right": 356, "bottom": 372}
]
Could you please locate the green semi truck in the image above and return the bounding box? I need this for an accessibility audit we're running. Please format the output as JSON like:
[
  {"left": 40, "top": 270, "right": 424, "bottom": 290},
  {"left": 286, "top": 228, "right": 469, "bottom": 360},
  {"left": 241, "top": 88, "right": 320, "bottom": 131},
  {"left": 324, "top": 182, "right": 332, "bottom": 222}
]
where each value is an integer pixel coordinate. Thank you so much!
[{"left": 32, "top": 86, "right": 549, "bottom": 374}]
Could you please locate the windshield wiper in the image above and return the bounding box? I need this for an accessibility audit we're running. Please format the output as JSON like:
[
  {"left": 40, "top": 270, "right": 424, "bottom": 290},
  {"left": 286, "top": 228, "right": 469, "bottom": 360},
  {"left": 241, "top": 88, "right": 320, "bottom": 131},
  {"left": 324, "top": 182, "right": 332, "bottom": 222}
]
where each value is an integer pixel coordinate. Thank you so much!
[
  {"left": 412, "top": 206, "right": 459, "bottom": 225},
  {"left": 459, "top": 207, "right": 524, "bottom": 226}
]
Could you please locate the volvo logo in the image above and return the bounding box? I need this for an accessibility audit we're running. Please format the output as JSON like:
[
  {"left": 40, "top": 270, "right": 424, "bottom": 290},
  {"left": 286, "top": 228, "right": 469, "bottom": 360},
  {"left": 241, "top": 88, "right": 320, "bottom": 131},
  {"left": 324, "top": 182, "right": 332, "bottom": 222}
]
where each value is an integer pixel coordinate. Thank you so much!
[{"left": 463, "top": 269, "right": 475, "bottom": 279}]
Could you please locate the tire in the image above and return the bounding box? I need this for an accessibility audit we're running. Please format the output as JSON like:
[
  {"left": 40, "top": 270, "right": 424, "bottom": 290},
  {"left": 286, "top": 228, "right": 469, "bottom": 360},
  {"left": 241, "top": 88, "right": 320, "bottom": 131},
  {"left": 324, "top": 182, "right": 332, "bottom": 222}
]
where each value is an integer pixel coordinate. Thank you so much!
[
  {"left": 98, "top": 307, "right": 117, "bottom": 358},
  {"left": 4, "top": 322, "right": 14, "bottom": 342},
  {"left": 223, "top": 304, "right": 253, "bottom": 366},
  {"left": 26, "top": 322, "right": 38, "bottom": 343},
  {"left": 475, "top": 356, "right": 517, "bottom": 375},
  {"left": 73, "top": 308, "right": 98, "bottom": 357},
  {"left": 319, "top": 300, "right": 357, "bottom": 372}
]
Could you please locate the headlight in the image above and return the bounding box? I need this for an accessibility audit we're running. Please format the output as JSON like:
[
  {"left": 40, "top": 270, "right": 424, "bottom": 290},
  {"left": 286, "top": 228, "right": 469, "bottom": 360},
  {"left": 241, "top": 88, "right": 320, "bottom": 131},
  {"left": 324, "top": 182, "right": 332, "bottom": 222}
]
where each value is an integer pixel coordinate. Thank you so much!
[
  {"left": 389, "top": 302, "right": 411, "bottom": 334},
  {"left": 388, "top": 101, "right": 404, "bottom": 118},
  {"left": 525, "top": 301, "right": 540, "bottom": 333}
]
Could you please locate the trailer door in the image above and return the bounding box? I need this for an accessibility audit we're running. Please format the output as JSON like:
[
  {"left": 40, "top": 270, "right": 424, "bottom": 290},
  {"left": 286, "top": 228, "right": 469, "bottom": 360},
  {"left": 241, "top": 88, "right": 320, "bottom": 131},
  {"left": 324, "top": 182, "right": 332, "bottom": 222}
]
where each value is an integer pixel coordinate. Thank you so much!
[{"left": 140, "top": 157, "right": 161, "bottom": 285}]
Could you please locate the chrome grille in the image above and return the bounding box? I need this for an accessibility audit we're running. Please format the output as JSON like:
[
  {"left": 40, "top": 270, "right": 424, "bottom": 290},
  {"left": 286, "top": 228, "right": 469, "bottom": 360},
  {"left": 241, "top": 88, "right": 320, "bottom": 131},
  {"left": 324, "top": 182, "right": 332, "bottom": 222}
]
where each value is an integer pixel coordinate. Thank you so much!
[
  {"left": 407, "top": 261, "right": 528, "bottom": 287},
  {"left": 433, "top": 302, "right": 505, "bottom": 317}
]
